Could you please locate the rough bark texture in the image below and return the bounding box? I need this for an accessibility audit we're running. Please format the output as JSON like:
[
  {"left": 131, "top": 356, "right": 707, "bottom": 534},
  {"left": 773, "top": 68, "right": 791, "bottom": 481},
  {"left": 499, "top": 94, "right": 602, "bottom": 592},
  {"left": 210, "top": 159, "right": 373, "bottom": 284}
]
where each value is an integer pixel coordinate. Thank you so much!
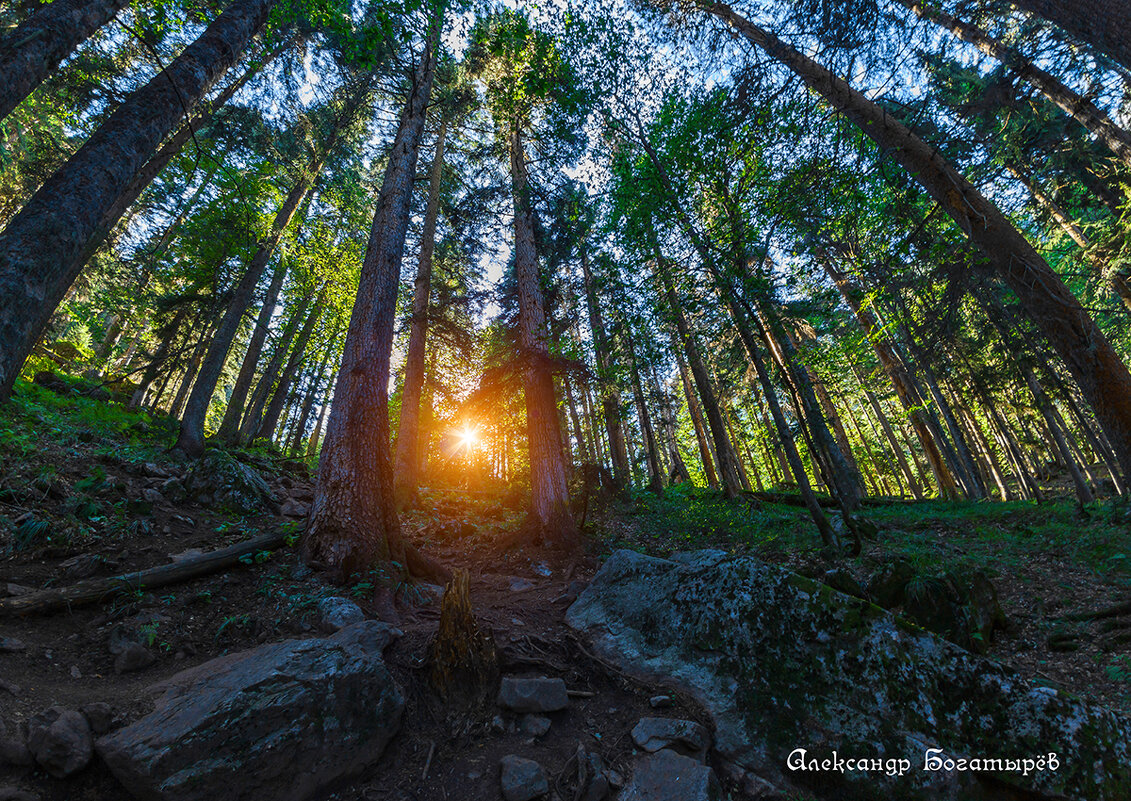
[
  {"left": 302, "top": 21, "right": 442, "bottom": 579},
  {"left": 0, "top": 0, "right": 130, "bottom": 123},
  {"left": 394, "top": 118, "right": 447, "bottom": 501},
  {"left": 509, "top": 122, "right": 576, "bottom": 543},
  {"left": 0, "top": 0, "right": 277, "bottom": 400},
  {"left": 703, "top": 0, "right": 1131, "bottom": 482}
]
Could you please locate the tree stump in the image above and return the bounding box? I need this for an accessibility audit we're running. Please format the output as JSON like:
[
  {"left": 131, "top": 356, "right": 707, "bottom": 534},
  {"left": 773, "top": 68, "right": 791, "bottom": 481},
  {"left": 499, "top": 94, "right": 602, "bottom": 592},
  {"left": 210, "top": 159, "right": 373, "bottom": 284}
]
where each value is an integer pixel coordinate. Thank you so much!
[{"left": 429, "top": 568, "right": 499, "bottom": 709}]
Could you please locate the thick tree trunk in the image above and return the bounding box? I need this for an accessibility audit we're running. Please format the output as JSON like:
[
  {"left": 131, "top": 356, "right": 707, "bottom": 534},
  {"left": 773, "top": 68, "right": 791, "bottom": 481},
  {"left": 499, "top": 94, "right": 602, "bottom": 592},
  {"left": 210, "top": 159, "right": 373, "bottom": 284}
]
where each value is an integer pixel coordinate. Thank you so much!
[
  {"left": 580, "top": 249, "right": 630, "bottom": 488},
  {"left": 0, "top": 0, "right": 130, "bottom": 123},
  {"left": 0, "top": 0, "right": 277, "bottom": 399},
  {"left": 394, "top": 118, "right": 447, "bottom": 501},
  {"left": 703, "top": 0, "right": 1131, "bottom": 482},
  {"left": 303, "top": 17, "right": 444, "bottom": 579},
  {"left": 217, "top": 257, "right": 287, "bottom": 441},
  {"left": 904, "top": 1, "right": 1131, "bottom": 168},
  {"left": 509, "top": 123, "right": 575, "bottom": 542}
]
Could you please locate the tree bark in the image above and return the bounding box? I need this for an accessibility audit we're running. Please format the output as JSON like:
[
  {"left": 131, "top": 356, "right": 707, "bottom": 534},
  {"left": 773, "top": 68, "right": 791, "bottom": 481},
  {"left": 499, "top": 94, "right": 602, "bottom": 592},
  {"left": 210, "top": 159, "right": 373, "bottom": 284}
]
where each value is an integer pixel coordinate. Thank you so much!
[
  {"left": 669, "top": 330, "right": 719, "bottom": 488},
  {"left": 701, "top": 0, "right": 1131, "bottom": 483},
  {"left": 0, "top": 0, "right": 278, "bottom": 399},
  {"left": 624, "top": 329, "right": 663, "bottom": 493},
  {"left": 0, "top": 0, "right": 130, "bottom": 123},
  {"left": 303, "top": 15, "right": 445, "bottom": 579},
  {"left": 394, "top": 118, "right": 447, "bottom": 501},
  {"left": 254, "top": 286, "right": 325, "bottom": 444},
  {"left": 509, "top": 121, "right": 576, "bottom": 542}
]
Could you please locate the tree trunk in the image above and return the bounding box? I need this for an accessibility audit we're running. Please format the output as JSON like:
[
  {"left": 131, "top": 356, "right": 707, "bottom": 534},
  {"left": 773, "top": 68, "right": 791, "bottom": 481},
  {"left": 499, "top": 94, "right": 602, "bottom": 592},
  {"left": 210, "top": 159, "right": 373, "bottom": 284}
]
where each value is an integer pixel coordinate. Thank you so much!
[
  {"left": 0, "top": 0, "right": 277, "bottom": 399},
  {"left": 703, "top": 0, "right": 1131, "bottom": 482},
  {"left": 290, "top": 344, "right": 332, "bottom": 454},
  {"left": 509, "top": 122, "right": 575, "bottom": 543},
  {"left": 624, "top": 326, "right": 664, "bottom": 493},
  {"left": 1010, "top": 0, "right": 1131, "bottom": 73},
  {"left": 0, "top": 0, "right": 130, "bottom": 123},
  {"left": 129, "top": 305, "right": 190, "bottom": 408},
  {"left": 255, "top": 287, "right": 324, "bottom": 444},
  {"left": 670, "top": 331, "right": 719, "bottom": 488},
  {"left": 903, "top": 0, "right": 1131, "bottom": 167},
  {"left": 302, "top": 15, "right": 445, "bottom": 580},
  {"left": 217, "top": 256, "right": 288, "bottom": 441},
  {"left": 654, "top": 257, "right": 745, "bottom": 496},
  {"left": 579, "top": 248, "right": 630, "bottom": 488},
  {"left": 394, "top": 117, "right": 447, "bottom": 501}
]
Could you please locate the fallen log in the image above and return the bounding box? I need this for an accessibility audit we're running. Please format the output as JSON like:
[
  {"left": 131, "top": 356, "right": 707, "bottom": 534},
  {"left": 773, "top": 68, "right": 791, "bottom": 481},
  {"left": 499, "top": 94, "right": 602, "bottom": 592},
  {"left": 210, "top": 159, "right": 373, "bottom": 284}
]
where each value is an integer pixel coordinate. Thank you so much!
[{"left": 0, "top": 531, "right": 287, "bottom": 616}]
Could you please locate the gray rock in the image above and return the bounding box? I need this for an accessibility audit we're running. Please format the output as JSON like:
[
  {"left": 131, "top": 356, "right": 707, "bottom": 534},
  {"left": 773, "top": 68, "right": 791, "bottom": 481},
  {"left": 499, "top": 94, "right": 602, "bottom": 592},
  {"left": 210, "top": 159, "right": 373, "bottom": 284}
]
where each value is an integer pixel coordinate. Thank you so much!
[
  {"left": 566, "top": 549, "right": 1131, "bottom": 801},
  {"left": 581, "top": 752, "right": 610, "bottom": 801},
  {"left": 114, "top": 642, "right": 155, "bottom": 674},
  {"left": 79, "top": 703, "right": 115, "bottom": 735},
  {"left": 508, "top": 577, "right": 535, "bottom": 592},
  {"left": 3, "top": 584, "right": 33, "bottom": 598},
  {"left": 26, "top": 707, "right": 93, "bottom": 778},
  {"left": 280, "top": 499, "right": 309, "bottom": 517},
  {"left": 648, "top": 695, "right": 673, "bottom": 709},
  {"left": 141, "top": 488, "right": 164, "bottom": 506},
  {"left": 317, "top": 596, "right": 365, "bottom": 633},
  {"left": 866, "top": 558, "right": 915, "bottom": 607},
  {"left": 96, "top": 621, "right": 403, "bottom": 801},
  {"left": 0, "top": 719, "right": 32, "bottom": 768},
  {"left": 630, "top": 717, "right": 709, "bottom": 758},
  {"left": 620, "top": 749, "right": 720, "bottom": 801},
  {"left": 0, "top": 638, "right": 25, "bottom": 653},
  {"left": 183, "top": 450, "right": 275, "bottom": 513},
  {"left": 497, "top": 676, "right": 568, "bottom": 713},
  {"left": 519, "top": 714, "right": 551, "bottom": 737},
  {"left": 499, "top": 755, "right": 548, "bottom": 801}
]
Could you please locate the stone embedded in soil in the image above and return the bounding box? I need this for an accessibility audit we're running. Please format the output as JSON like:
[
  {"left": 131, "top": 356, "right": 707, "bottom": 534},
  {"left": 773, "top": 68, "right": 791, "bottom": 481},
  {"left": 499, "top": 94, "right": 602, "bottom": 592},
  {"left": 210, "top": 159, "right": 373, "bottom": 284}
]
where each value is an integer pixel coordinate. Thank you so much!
[
  {"left": 648, "top": 695, "right": 673, "bottom": 709},
  {"left": 508, "top": 577, "right": 535, "bottom": 592},
  {"left": 630, "top": 717, "right": 710, "bottom": 758},
  {"left": 280, "top": 498, "right": 308, "bottom": 517},
  {"left": 519, "top": 714, "right": 551, "bottom": 737},
  {"left": 499, "top": 755, "right": 548, "bottom": 801},
  {"left": 182, "top": 449, "right": 275, "bottom": 513},
  {"left": 96, "top": 621, "right": 403, "bottom": 801},
  {"left": 317, "top": 596, "right": 366, "bottom": 633},
  {"left": 567, "top": 549, "right": 1131, "bottom": 801},
  {"left": 497, "top": 677, "right": 569, "bottom": 713},
  {"left": 114, "top": 642, "right": 155, "bottom": 674},
  {"left": 26, "top": 707, "right": 93, "bottom": 778},
  {"left": 0, "top": 638, "right": 25, "bottom": 653},
  {"left": 0, "top": 718, "right": 33, "bottom": 768},
  {"left": 80, "top": 703, "right": 116, "bottom": 735},
  {"left": 620, "top": 749, "right": 720, "bottom": 801}
]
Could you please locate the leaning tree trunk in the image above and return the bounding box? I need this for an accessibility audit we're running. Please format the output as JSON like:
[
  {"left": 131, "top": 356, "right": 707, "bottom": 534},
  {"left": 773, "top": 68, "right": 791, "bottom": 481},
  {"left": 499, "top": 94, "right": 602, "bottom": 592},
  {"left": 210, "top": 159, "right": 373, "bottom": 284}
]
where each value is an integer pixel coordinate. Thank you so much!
[
  {"left": 254, "top": 287, "right": 325, "bottom": 445},
  {"left": 1009, "top": 0, "right": 1131, "bottom": 73},
  {"left": 903, "top": 0, "right": 1131, "bottom": 168},
  {"left": 509, "top": 121, "right": 576, "bottom": 544},
  {"left": 670, "top": 333, "right": 719, "bottom": 488},
  {"left": 302, "top": 15, "right": 445, "bottom": 580},
  {"left": 0, "top": 0, "right": 278, "bottom": 400},
  {"left": 0, "top": 0, "right": 131, "bottom": 123},
  {"left": 624, "top": 329, "right": 664, "bottom": 494},
  {"left": 394, "top": 117, "right": 447, "bottom": 502},
  {"left": 699, "top": 0, "right": 1131, "bottom": 483},
  {"left": 216, "top": 257, "right": 287, "bottom": 441}
]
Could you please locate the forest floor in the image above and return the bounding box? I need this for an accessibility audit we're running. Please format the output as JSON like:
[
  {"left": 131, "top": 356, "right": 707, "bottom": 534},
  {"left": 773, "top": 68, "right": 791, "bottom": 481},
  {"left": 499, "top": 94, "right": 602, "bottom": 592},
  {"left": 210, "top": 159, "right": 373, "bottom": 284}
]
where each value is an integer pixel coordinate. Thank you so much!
[{"left": 1, "top": 378, "right": 1130, "bottom": 800}]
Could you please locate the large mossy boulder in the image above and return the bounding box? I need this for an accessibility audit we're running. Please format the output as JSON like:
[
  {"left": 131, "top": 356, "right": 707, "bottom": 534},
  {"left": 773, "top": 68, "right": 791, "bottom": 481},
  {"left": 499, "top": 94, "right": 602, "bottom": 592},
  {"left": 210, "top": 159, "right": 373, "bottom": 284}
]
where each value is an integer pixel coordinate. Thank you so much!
[
  {"left": 566, "top": 550, "right": 1131, "bottom": 801},
  {"left": 182, "top": 449, "right": 275, "bottom": 513},
  {"left": 96, "top": 622, "right": 404, "bottom": 801}
]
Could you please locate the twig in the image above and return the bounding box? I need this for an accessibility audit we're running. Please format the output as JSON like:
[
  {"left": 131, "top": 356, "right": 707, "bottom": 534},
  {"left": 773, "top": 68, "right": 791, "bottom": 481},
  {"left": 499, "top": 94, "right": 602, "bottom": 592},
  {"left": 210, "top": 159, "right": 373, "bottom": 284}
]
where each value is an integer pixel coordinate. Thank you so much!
[{"left": 421, "top": 740, "right": 436, "bottom": 782}]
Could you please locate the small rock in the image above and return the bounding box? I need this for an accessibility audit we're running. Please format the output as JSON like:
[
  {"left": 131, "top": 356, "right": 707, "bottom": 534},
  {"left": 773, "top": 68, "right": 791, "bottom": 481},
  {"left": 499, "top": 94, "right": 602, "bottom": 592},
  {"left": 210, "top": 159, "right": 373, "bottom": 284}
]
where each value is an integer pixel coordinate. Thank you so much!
[
  {"left": 141, "top": 488, "right": 164, "bottom": 506},
  {"left": 520, "top": 715, "right": 551, "bottom": 737},
  {"left": 0, "top": 718, "right": 33, "bottom": 767},
  {"left": 508, "top": 577, "right": 535, "bottom": 592},
  {"left": 317, "top": 596, "right": 366, "bottom": 633},
  {"left": 620, "top": 749, "right": 719, "bottom": 801},
  {"left": 4, "top": 584, "right": 33, "bottom": 598},
  {"left": 0, "top": 679, "right": 20, "bottom": 697},
  {"left": 498, "top": 676, "right": 569, "bottom": 713},
  {"left": 867, "top": 559, "right": 915, "bottom": 608},
  {"left": 114, "top": 642, "right": 155, "bottom": 674},
  {"left": 61, "top": 554, "right": 104, "bottom": 580},
  {"left": 142, "top": 463, "right": 170, "bottom": 479},
  {"left": 69, "top": 665, "right": 81, "bottom": 679},
  {"left": 630, "top": 718, "right": 710, "bottom": 759},
  {"left": 648, "top": 695, "right": 673, "bottom": 709},
  {"left": 822, "top": 567, "right": 867, "bottom": 600},
  {"left": 499, "top": 755, "right": 548, "bottom": 801},
  {"left": 0, "top": 638, "right": 26, "bottom": 653},
  {"left": 79, "top": 703, "right": 115, "bottom": 735},
  {"left": 26, "top": 707, "right": 93, "bottom": 778},
  {"left": 582, "top": 753, "right": 610, "bottom": 801},
  {"left": 491, "top": 714, "right": 507, "bottom": 734}
]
